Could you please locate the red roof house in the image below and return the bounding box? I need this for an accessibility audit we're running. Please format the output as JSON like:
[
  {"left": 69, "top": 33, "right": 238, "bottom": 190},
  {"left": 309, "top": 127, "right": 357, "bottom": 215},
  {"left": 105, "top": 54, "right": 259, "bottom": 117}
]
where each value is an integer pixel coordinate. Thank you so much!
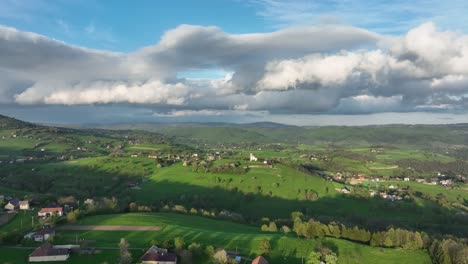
[
  {"left": 38, "top": 207, "right": 63, "bottom": 217},
  {"left": 252, "top": 256, "right": 269, "bottom": 264}
]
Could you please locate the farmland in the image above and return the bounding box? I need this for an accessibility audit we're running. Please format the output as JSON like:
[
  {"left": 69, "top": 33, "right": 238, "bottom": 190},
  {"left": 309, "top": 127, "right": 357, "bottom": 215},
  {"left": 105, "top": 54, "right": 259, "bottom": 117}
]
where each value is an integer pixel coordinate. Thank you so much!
[
  {"left": 50, "top": 213, "right": 431, "bottom": 264},
  {"left": 0, "top": 115, "right": 467, "bottom": 263}
]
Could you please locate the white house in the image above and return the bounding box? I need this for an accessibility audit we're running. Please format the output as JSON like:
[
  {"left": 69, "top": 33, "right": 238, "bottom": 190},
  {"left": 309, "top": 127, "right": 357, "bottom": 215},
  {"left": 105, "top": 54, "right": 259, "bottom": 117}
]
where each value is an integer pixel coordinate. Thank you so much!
[
  {"left": 404, "top": 177, "right": 410, "bottom": 182},
  {"left": 38, "top": 207, "right": 63, "bottom": 217},
  {"left": 4, "top": 198, "right": 20, "bottom": 211},
  {"left": 250, "top": 153, "right": 258, "bottom": 162},
  {"left": 29, "top": 243, "right": 69, "bottom": 262},
  {"left": 19, "top": 200, "right": 30, "bottom": 210},
  {"left": 34, "top": 228, "right": 55, "bottom": 242}
]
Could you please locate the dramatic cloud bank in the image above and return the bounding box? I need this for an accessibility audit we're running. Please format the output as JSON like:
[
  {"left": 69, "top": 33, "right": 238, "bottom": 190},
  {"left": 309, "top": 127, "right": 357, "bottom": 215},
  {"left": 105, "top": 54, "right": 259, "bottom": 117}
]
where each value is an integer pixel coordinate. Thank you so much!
[{"left": 1, "top": 22, "right": 468, "bottom": 116}]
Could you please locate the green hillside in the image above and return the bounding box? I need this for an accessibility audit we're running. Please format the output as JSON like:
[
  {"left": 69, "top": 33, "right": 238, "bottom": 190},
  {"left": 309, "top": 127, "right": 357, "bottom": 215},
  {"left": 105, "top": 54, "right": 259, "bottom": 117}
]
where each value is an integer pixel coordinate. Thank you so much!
[{"left": 53, "top": 213, "right": 431, "bottom": 264}]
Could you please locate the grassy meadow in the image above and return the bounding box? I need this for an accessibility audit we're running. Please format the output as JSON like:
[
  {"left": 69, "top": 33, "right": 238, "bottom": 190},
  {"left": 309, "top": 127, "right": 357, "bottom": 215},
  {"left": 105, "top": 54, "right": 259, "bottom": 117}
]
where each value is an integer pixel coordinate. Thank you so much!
[{"left": 53, "top": 213, "right": 431, "bottom": 264}]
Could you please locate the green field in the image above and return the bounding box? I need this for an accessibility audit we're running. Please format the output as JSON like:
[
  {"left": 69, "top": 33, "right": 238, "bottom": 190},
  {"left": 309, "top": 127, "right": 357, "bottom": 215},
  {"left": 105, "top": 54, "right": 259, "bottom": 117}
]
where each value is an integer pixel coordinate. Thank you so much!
[
  {"left": 0, "top": 115, "right": 467, "bottom": 263},
  {"left": 52, "top": 213, "right": 431, "bottom": 264},
  {"left": 0, "top": 211, "right": 35, "bottom": 237},
  {"left": 0, "top": 247, "right": 139, "bottom": 264}
]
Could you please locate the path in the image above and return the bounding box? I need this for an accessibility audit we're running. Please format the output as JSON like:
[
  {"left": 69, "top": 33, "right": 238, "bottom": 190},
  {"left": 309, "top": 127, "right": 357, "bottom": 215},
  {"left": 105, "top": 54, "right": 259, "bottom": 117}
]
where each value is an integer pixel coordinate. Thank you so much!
[{"left": 58, "top": 225, "right": 162, "bottom": 231}]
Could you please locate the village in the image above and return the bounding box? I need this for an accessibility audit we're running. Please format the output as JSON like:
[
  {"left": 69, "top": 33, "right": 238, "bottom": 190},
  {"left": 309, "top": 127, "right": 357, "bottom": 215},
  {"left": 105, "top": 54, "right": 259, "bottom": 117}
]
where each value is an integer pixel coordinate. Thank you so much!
[{"left": 0, "top": 193, "right": 272, "bottom": 264}]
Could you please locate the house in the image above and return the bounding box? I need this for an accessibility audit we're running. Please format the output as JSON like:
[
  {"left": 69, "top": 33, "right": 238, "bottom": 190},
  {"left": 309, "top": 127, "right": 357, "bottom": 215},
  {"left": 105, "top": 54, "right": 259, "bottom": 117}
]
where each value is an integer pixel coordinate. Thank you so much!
[
  {"left": 252, "top": 256, "right": 269, "bottom": 264},
  {"left": 341, "top": 187, "right": 351, "bottom": 194},
  {"left": 131, "top": 154, "right": 139, "bottom": 158},
  {"left": 24, "top": 232, "right": 36, "bottom": 239},
  {"left": 148, "top": 154, "right": 158, "bottom": 159},
  {"left": 34, "top": 228, "right": 55, "bottom": 242},
  {"left": 140, "top": 246, "right": 177, "bottom": 264},
  {"left": 28, "top": 243, "right": 70, "bottom": 262},
  {"left": 83, "top": 198, "right": 94, "bottom": 207},
  {"left": 19, "top": 200, "right": 30, "bottom": 210},
  {"left": 404, "top": 177, "right": 410, "bottom": 182},
  {"left": 440, "top": 179, "right": 453, "bottom": 187},
  {"left": 250, "top": 153, "right": 258, "bottom": 162},
  {"left": 4, "top": 198, "right": 20, "bottom": 211},
  {"left": 38, "top": 207, "right": 63, "bottom": 217}
]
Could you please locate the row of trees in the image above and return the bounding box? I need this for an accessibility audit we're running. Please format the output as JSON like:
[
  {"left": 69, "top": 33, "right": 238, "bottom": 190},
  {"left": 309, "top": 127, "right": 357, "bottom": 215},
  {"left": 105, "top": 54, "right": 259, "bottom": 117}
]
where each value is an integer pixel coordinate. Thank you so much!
[
  {"left": 429, "top": 239, "right": 468, "bottom": 264},
  {"left": 291, "top": 217, "right": 426, "bottom": 250}
]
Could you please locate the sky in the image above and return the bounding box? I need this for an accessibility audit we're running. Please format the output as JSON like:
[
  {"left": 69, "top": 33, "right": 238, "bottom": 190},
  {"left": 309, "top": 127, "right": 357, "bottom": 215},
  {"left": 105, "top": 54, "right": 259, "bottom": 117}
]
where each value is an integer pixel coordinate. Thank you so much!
[{"left": 1, "top": 0, "right": 468, "bottom": 126}]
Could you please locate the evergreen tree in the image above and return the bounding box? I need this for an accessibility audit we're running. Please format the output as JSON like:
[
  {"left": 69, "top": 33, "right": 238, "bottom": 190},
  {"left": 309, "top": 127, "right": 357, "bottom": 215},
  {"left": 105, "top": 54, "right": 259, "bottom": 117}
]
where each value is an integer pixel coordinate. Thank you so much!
[
  {"left": 259, "top": 238, "right": 271, "bottom": 256},
  {"left": 118, "top": 238, "right": 132, "bottom": 264}
]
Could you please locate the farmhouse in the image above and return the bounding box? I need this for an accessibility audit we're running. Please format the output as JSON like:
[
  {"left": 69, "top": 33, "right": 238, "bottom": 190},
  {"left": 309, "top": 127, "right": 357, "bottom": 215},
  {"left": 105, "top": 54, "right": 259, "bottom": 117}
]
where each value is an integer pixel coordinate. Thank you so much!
[
  {"left": 19, "top": 200, "right": 30, "bottom": 210},
  {"left": 252, "top": 256, "right": 269, "bottom": 264},
  {"left": 4, "top": 198, "right": 20, "bottom": 211},
  {"left": 83, "top": 198, "right": 94, "bottom": 206},
  {"left": 250, "top": 153, "right": 258, "bottom": 162},
  {"left": 38, "top": 207, "right": 63, "bottom": 217},
  {"left": 148, "top": 154, "right": 158, "bottom": 159},
  {"left": 341, "top": 187, "right": 351, "bottom": 194},
  {"left": 34, "top": 228, "right": 55, "bottom": 242},
  {"left": 140, "top": 246, "right": 177, "bottom": 264},
  {"left": 28, "top": 243, "right": 70, "bottom": 262}
]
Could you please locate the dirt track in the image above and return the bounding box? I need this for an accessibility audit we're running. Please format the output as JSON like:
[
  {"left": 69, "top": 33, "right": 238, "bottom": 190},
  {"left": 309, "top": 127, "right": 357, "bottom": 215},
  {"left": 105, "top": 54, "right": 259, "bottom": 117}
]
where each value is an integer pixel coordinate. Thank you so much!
[{"left": 59, "top": 225, "right": 162, "bottom": 231}]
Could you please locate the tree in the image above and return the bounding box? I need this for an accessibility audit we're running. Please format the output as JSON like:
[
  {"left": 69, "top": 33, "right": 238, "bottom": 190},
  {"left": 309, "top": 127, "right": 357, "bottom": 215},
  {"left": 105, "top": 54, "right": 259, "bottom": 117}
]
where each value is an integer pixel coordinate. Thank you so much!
[
  {"left": 268, "top": 222, "right": 278, "bottom": 232},
  {"left": 383, "top": 228, "right": 397, "bottom": 248},
  {"left": 282, "top": 225, "right": 291, "bottom": 234},
  {"left": 291, "top": 211, "right": 304, "bottom": 222},
  {"left": 66, "top": 210, "right": 79, "bottom": 223},
  {"left": 205, "top": 245, "right": 215, "bottom": 259},
  {"left": 306, "top": 251, "right": 321, "bottom": 264},
  {"left": 174, "top": 237, "right": 185, "bottom": 250},
  {"left": 129, "top": 202, "right": 138, "bottom": 212},
  {"left": 118, "top": 238, "right": 132, "bottom": 264},
  {"left": 305, "top": 220, "right": 324, "bottom": 238},
  {"left": 325, "top": 253, "right": 338, "bottom": 264},
  {"left": 188, "top": 242, "right": 202, "bottom": 256},
  {"left": 258, "top": 238, "right": 271, "bottom": 256},
  {"left": 213, "top": 250, "right": 229, "bottom": 264}
]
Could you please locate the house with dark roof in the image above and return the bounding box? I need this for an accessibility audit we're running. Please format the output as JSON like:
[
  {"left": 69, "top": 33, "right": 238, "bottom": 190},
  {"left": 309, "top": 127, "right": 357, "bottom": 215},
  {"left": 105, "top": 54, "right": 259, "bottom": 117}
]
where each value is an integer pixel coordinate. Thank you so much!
[
  {"left": 140, "top": 246, "right": 177, "bottom": 264},
  {"left": 28, "top": 242, "right": 69, "bottom": 262},
  {"left": 4, "top": 198, "right": 20, "bottom": 211},
  {"left": 252, "top": 256, "right": 269, "bottom": 264},
  {"left": 34, "top": 228, "right": 55, "bottom": 242}
]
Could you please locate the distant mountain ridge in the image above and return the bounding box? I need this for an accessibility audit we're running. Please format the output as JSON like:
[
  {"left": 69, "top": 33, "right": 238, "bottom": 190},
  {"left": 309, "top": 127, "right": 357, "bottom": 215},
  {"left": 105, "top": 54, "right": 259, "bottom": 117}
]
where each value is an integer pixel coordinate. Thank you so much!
[{"left": 0, "top": 114, "right": 37, "bottom": 129}]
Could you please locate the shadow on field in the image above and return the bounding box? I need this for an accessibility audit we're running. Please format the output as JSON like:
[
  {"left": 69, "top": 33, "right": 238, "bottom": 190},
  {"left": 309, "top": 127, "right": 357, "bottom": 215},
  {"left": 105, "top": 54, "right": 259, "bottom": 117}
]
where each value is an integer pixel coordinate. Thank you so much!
[
  {"left": 132, "top": 179, "right": 467, "bottom": 237},
  {"left": 1, "top": 160, "right": 466, "bottom": 238}
]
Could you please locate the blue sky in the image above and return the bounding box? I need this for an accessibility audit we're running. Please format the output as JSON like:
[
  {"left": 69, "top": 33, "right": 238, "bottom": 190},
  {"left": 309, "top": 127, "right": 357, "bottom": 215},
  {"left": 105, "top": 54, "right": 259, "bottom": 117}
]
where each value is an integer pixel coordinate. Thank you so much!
[
  {"left": 0, "top": 0, "right": 267, "bottom": 52},
  {"left": 2, "top": 0, "right": 468, "bottom": 52},
  {"left": 1, "top": 0, "right": 468, "bottom": 125}
]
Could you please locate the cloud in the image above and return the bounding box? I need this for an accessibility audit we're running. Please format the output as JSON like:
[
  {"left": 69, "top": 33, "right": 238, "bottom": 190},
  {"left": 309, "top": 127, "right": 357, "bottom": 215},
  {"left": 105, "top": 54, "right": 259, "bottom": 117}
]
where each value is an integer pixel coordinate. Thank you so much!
[{"left": 0, "top": 22, "right": 468, "bottom": 117}]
